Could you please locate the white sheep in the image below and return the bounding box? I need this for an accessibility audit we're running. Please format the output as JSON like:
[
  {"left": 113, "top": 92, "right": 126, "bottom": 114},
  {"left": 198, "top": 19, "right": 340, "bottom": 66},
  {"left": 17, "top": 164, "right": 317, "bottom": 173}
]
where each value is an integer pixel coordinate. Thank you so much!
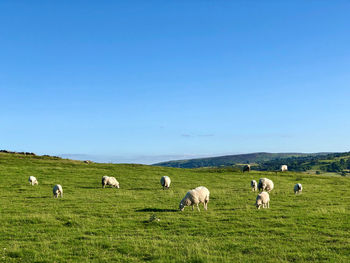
[
  {"left": 258, "top": 178, "right": 274, "bottom": 192},
  {"left": 294, "top": 183, "right": 302, "bottom": 194},
  {"left": 28, "top": 176, "right": 38, "bottom": 186},
  {"left": 243, "top": 164, "right": 251, "bottom": 172},
  {"left": 102, "top": 176, "right": 109, "bottom": 188},
  {"left": 179, "top": 186, "right": 210, "bottom": 212},
  {"left": 102, "top": 176, "right": 120, "bottom": 188},
  {"left": 160, "top": 176, "right": 171, "bottom": 190},
  {"left": 281, "top": 165, "right": 288, "bottom": 172},
  {"left": 251, "top": 180, "right": 257, "bottom": 191},
  {"left": 53, "top": 184, "right": 63, "bottom": 198},
  {"left": 256, "top": 191, "right": 270, "bottom": 209}
]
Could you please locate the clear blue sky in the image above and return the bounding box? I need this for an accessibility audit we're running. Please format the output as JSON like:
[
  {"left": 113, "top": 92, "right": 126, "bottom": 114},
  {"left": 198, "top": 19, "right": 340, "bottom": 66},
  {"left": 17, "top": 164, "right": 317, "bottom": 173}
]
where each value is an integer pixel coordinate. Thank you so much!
[{"left": 1, "top": 1, "right": 349, "bottom": 164}]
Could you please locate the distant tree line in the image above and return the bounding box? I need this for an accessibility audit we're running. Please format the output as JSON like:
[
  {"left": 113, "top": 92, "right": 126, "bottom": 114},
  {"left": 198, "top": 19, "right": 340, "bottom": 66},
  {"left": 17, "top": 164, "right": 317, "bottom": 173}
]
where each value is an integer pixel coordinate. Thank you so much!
[
  {"left": 325, "top": 158, "right": 350, "bottom": 172},
  {"left": 254, "top": 152, "right": 350, "bottom": 173}
]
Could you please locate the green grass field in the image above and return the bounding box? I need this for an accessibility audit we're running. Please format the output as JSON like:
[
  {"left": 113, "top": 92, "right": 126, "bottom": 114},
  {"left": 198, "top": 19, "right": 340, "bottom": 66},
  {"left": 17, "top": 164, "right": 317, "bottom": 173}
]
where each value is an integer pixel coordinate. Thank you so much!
[{"left": 0, "top": 153, "right": 349, "bottom": 262}]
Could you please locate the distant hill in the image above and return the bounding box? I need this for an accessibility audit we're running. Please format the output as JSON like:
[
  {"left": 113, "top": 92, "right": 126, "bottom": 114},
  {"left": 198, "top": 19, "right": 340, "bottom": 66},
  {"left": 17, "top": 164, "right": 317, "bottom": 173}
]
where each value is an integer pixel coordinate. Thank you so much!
[
  {"left": 256, "top": 151, "right": 350, "bottom": 174},
  {"left": 152, "top": 152, "right": 324, "bottom": 168},
  {"left": 153, "top": 151, "right": 350, "bottom": 175}
]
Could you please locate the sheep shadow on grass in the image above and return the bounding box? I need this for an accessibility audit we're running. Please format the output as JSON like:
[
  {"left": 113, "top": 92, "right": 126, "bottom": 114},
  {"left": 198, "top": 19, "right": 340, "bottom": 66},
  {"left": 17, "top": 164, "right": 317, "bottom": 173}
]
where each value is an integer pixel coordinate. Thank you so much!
[
  {"left": 135, "top": 208, "right": 178, "bottom": 213},
  {"left": 128, "top": 187, "right": 154, "bottom": 191},
  {"left": 25, "top": 196, "right": 50, "bottom": 199}
]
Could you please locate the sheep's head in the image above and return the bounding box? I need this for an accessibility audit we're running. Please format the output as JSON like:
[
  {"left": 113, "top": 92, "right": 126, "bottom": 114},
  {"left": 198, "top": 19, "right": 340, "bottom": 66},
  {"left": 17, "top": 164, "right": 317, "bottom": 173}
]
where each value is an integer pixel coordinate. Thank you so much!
[
  {"left": 255, "top": 199, "right": 262, "bottom": 209},
  {"left": 116, "top": 184, "right": 120, "bottom": 189},
  {"left": 179, "top": 202, "right": 185, "bottom": 211}
]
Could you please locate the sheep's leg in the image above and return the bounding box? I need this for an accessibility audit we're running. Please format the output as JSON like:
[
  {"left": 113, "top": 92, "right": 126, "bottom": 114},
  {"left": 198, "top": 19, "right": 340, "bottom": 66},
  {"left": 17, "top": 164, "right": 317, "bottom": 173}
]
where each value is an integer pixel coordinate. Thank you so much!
[
  {"left": 197, "top": 204, "right": 200, "bottom": 212},
  {"left": 204, "top": 201, "right": 208, "bottom": 210},
  {"left": 192, "top": 205, "right": 194, "bottom": 211},
  {"left": 267, "top": 202, "right": 269, "bottom": 208}
]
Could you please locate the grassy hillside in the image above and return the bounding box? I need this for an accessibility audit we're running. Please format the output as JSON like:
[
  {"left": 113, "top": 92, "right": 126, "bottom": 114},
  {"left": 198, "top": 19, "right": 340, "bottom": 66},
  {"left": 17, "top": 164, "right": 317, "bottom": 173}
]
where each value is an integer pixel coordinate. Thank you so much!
[
  {"left": 153, "top": 152, "right": 315, "bottom": 168},
  {"left": 0, "top": 152, "right": 350, "bottom": 262}
]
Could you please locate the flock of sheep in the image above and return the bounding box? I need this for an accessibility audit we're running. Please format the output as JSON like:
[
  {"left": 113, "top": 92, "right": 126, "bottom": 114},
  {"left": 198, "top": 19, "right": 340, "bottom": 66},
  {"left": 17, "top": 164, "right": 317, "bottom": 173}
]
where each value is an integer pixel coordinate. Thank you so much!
[
  {"left": 28, "top": 176, "right": 63, "bottom": 198},
  {"left": 27, "top": 168, "right": 302, "bottom": 211},
  {"left": 251, "top": 178, "right": 303, "bottom": 209}
]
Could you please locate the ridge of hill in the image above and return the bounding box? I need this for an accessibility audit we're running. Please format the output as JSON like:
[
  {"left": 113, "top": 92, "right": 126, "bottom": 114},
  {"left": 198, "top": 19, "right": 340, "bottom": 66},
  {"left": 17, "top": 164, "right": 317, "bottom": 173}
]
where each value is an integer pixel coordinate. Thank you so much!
[{"left": 153, "top": 152, "right": 330, "bottom": 168}]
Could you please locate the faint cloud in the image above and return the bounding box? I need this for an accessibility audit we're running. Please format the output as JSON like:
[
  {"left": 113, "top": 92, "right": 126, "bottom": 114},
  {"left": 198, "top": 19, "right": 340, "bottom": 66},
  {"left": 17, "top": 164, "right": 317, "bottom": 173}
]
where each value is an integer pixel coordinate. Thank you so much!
[
  {"left": 258, "top": 133, "right": 293, "bottom": 139},
  {"left": 198, "top": 134, "right": 214, "bottom": 137},
  {"left": 231, "top": 133, "right": 293, "bottom": 139},
  {"left": 181, "top": 133, "right": 214, "bottom": 138}
]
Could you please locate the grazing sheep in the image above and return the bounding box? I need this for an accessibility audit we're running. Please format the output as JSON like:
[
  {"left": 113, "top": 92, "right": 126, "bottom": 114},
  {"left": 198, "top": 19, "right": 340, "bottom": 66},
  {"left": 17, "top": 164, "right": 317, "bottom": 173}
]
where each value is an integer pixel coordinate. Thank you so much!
[
  {"left": 160, "top": 176, "right": 171, "bottom": 190},
  {"left": 53, "top": 184, "right": 63, "bottom": 198},
  {"left": 251, "top": 180, "right": 257, "bottom": 191},
  {"left": 294, "top": 183, "right": 302, "bottom": 194},
  {"left": 258, "top": 178, "right": 274, "bottom": 192},
  {"left": 281, "top": 165, "right": 288, "bottom": 172},
  {"left": 102, "top": 176, "right": 120, "bottom": 188},
  {"left": 256, "top": 191, "right": 270, "bottom": 209},
  {"left": 28, "top": 176, "right": 38, "bottom": 185},
  {"left": 179, "top": 186, "right": 210, "bottom": 212},
  {"left": 243, "top": 164, "right": 251, "bottom": 173},
  {"left": 102, "top": 176, "right": 109, "bottom": 188}
]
